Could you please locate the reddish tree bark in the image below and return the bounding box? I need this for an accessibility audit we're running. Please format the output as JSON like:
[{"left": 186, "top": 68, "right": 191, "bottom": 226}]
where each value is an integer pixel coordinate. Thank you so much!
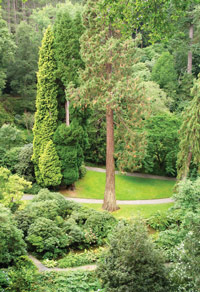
[
  {"left": 103, "top": 107, "right": 119, "bottom": 212},
  {"left": 187, "top": 24, "right": 193, "bottom": 74}
]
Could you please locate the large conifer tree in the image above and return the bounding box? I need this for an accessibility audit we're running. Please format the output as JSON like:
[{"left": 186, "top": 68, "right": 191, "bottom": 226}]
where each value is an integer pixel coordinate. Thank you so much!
[
  {"left": 54, "top": 11, "right": 84, "bottom": 126},
  {"left": 32, "top": 26, "right": 61, "bottom": 186},
  {"left": 177, "top": 74, "right": 200, "bottom": 179},
  {"left": 68, "top": 0, "right": 148, "bottom": 211}
]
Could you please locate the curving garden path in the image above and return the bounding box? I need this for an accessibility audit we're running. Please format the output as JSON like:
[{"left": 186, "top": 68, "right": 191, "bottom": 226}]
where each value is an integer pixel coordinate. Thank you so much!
[
  {"left": 86, "top": 166, "right": 176, "bottom": 181},
  {"left": 23, "top": 167, "right": 175, "bottom": 204},
  {"left": 28, "top": 254, "right": 96, "bottom": 273},
  {"left": 22, "top": 194, "right": 173, "bottom": 204}
]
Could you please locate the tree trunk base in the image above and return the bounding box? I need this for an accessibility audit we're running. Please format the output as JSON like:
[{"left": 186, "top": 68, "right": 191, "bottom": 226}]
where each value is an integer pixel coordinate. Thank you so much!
[{"left": 102, "top": 190, "right": 120, "bottom": 212}]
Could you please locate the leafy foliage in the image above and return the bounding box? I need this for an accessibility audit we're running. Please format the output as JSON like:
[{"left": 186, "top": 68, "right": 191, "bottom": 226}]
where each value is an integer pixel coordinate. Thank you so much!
[
  {"left": 0, "top": 167, "right": 31, "bottom": 208},
  {"left": 31, "top": 270, "right": 104, "bottom": 292},
  {"left": 15, "top": 143, "right": 35, "bottom": 182},
  {"left": 142, "top": 113, "right": 181, "bottom": 176},
  {"left": 0, "top": 13, "right": 15, "bottom": 94},
  {"left": 98, "top": 218, "right": 169, "bottom": 292},
  {"left": 27, "top": 217, "right": 69, "bottom": 257},
  {"left": 15, "top": 189, "right": 117, "bottom": 258},
  {"left": 0, "top": 204, "right": 26, "bottom": 267},
  {"left": 0, "top": 124, "right": 24, "bottom": 150}
]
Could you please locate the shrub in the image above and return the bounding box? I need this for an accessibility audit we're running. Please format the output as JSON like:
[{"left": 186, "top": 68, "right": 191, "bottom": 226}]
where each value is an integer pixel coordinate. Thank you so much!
[
  {"left": 3, "top": 147, "right": 21, "bottom": 172},
  {"left": 0, "top": 167, "right": 31, "bottom": 208},
  {"left": 85, "top": 211, "right": 117, "bottom": 243},
  {"left": 6, "top": 256, "right": 37, "bottom": 292},
  {"left": 147, "top": 209, "right": 182, "bottom": 231},
  {"left": 25, "top": 183, "right": 41, "bottom": 195},
  {"left": 26, "top": 217, "right": 69, "bottom": 257},
  {"left": 63, "top": 218, "right": 86, "bottom": 248},
  {"left": 98, "top": 218, "right": 170, "bottom": 292},
  {"left": 79, "top": 163, "right": 87, "bottom": 178},
  {"left": 57, "top": 248, "right": 104, "bottom": 268},
  {"left": 53, "top": 123, "right": 84, "bottom": 186},
  {"left": 169, "top": 211, "right": 200, "bottom": 291},
  {"left": 0, "top": 269, "right": 11, "bottom": 291},
  {"left": 15, "top": 143, "right": 35, "bottom": 182},
  {"left": 32, "top": 188, "right": 75, "bottom": 216},
  {"left": 0, "top": 124, "right": 24, "bottom": 150},
  {"left": 31, "top": 270, "right": 104, "bottom": 292},
  {"left": 15, "top": 209, "right": 37, "bottom": 237},
  {"left": 173, "top": 177, "right": 200, "bottom": 213},
  {"left": 0, "top": 204, "right": 26, "bottom": 267},
  {"left": 25, "top": 200, "right": 62, "bottom": 220},
  {"left": 0, "top": 147, "right": 6, "bottom": 167}
]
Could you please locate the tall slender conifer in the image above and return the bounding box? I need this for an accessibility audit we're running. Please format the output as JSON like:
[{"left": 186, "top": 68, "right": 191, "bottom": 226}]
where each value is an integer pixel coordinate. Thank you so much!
[
  {"left": 32, "top": 26, "right": 61, "bottom": 186},
  {"left": 177, "top": 75, "right": 200, "bottom": 179}
]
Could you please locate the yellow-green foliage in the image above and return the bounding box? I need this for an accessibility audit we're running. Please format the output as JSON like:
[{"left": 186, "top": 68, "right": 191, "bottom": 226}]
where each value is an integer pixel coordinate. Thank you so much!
[
  {"left": 32, "top": 26, "right": 61, "bottom": 186},
  {"left": 0, "top": 167, "right": 31, "bottom": 208},
  {"left": 39, "top": 140, "right": 62, "bottom": 187}
]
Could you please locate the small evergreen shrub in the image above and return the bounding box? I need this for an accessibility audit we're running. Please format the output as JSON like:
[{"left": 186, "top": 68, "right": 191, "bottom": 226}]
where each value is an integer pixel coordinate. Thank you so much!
[
  {"left": 26, "top": 218, "right": 69, "bottom": 258},
  {"left": 15, "top": 143, "right": 34, "bottom": 182}
]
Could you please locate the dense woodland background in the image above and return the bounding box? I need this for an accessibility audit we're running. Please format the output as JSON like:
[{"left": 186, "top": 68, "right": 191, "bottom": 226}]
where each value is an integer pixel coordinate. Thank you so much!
[
  {"left": 0, "top": 1, "right": 200, "bottom": 291},
  {"left": 0, "top": 0, "right": 200, "bottom": 179}
]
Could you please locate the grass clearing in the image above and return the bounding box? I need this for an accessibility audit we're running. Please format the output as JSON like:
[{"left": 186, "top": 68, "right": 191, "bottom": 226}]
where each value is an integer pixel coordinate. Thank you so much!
[
  {"left": 61, "top": 170, "right": 175, "bottom": 200},
  {"left": 83, "top": 203, "right": 173, "bottom": 219}
]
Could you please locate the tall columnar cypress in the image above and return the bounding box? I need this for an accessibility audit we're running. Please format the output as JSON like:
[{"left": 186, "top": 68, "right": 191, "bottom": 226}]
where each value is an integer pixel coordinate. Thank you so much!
[
  {"left": 32, "top": 26, "right": 62, "bottom": 186},
  {"left": 177, "top": 74, "right": 200, "bottom": 180}
]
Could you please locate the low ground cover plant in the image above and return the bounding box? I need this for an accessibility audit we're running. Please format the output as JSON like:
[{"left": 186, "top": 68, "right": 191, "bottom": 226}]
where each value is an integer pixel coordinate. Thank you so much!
[{"left": 43, "top": 247, "right": 106, "bottom": 268}]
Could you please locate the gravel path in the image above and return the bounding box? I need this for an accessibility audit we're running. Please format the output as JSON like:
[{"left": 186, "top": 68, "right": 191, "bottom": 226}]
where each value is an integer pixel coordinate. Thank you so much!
[
  {"left": 86, "top": 166, "right": 176, "bottom": 181},
  {"left": 28, "top": 254, "right": 97, "bottom": 273},
  {"left": 22, "top": 194, "right": 173, "bottom": 204}
]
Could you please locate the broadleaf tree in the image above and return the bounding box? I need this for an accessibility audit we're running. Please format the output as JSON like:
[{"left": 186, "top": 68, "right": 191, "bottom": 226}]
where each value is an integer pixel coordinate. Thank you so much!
[{"left": 68, "top": 0, "right": 149, "bottom": 212}]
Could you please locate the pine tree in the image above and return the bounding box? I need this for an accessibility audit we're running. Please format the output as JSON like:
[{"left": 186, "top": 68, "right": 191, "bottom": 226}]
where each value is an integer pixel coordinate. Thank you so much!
[
  {"left": 177, "top": 74, "right": 200, "bottom": 180},
  {"left": 68, "top": 0, "right": 148, "bottom": 211},
  {"left": 39, "top": 140, "right": 62, "bottom": 187},
  {"left": 32, "top": 26, "right": 61, "bottom": 186}
]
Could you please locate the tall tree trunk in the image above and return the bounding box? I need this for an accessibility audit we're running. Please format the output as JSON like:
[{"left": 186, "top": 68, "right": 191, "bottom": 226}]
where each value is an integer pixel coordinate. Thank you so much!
[
  {"left": 22, "top": 1, "right": 26, "bottom": 21},
  {"left": 182, "top": 149, "right": 192, "bottom": 179},
  {"left": 103, "top": 107, "right": 119, "bottom": 212},
  {"left": 187, "top": 24, "right": 193, "bottom": 74},
  {"left": 13, "top": 0, "right": 17, "bottom": 32},
  {"left": 7, "top": 0, "right": 11, "bottom": 31},
  {"left": 65, "top": 100, "right": 70, "bottom": 126},
  {"left": 102, "top": 24, "right": 118, "bottom": 212}
]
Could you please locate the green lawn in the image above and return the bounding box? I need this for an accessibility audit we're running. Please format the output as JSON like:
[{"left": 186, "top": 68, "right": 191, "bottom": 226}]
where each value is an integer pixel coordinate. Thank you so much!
[
  {"left": 83, "top": 203, "right": 173, "bottom": 219},
  {"left": 62, "top": 170, "right": 175, "bottom": 200}
]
